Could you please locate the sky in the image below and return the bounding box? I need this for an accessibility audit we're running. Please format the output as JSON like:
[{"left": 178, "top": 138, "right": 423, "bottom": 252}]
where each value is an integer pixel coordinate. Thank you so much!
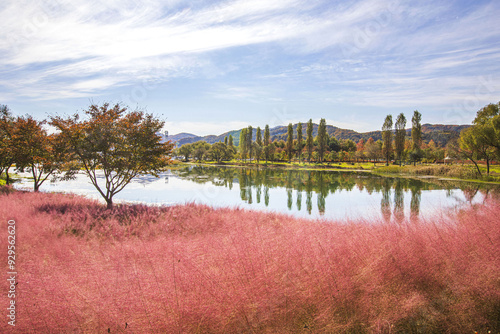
[{"left": 1, "top": 0, "right": 499, "bottom": 136}]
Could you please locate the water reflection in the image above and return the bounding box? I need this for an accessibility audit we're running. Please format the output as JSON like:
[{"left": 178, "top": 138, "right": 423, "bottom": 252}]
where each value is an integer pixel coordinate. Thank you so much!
[{"left": 170, "top": 165, "right": 496, "bottom": 220}]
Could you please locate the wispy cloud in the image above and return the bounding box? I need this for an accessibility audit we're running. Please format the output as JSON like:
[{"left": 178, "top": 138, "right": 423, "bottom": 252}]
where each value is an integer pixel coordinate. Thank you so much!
[{"left": 1, "top": 0, "right": 499, "bottom": 130}]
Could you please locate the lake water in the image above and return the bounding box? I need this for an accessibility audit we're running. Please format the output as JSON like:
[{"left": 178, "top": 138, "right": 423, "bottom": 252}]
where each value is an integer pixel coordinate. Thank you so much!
[{"left": 14, "top": 164, "right": 494, "bottom": 222}]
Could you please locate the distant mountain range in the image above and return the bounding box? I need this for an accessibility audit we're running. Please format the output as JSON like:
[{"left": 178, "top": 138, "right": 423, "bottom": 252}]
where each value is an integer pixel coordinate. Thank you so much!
[{"left": 169, "top": 123, "right": 471, "bottom": 148}]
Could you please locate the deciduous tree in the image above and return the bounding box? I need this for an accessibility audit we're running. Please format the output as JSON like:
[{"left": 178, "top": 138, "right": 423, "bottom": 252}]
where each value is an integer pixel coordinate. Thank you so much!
[
  {"left": 286, "top": 123, "right": 293, "bottom": 162},
  {"left": 306, "top": 119, "right": 314, "bottom": 162},
  {"left": 51, "top": 103, "right": 173, "bottom": 209},
  {"left": 382, "top": 115, "right": 393, "bottom": 166},
  {"left": 13, "top": 116, "right": 74, "bottom": 191},
  {"left": 317, "top": 119, "right": 328, "bottom": 162},
  {"left": 395, "top": 113, "right": 407, "bottom": 166}
]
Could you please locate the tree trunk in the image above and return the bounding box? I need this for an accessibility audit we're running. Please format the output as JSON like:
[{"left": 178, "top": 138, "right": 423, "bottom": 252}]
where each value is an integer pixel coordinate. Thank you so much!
[
  {"left": 106, "top": 198, "right": 113, "bottom": 210},
  {"left": 5, "top": 167, "right": 10, "bottom": 185}
]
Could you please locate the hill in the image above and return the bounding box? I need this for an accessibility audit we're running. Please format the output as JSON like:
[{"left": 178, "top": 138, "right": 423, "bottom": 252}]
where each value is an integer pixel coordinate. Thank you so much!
[{"left": 170, "top": 123, "right": 470, "bottom": 148}]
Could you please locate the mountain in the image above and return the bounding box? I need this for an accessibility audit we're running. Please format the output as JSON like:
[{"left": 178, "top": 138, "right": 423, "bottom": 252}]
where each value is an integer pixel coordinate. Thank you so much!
[
  {"left": 169, "top": 123, "right": 470, "bottom": 148},
  {"left": 167, "top": 132, "right": 197, "bottom": 142}
]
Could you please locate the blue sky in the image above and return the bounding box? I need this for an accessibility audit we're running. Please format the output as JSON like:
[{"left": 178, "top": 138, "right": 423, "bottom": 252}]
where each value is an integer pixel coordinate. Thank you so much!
[{"left": 1, "top": 0, "right": 499, "bottom": 135}]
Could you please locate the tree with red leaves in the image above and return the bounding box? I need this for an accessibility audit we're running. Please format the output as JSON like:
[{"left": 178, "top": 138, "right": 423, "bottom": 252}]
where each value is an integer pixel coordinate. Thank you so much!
[{"left": 51, "top": 103, "right": 173, "bottom": 209}]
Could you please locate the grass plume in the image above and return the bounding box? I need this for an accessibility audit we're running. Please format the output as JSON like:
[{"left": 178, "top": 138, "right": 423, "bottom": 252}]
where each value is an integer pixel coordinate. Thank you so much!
[{"left": 0, "top": 189, "right": 499, "bottom": 333}]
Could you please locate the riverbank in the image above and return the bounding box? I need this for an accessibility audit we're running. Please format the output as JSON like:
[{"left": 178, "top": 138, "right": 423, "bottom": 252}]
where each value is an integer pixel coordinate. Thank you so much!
[
  {"left": 180, "top": 160, "right": 500, "bottom": 184},
  {"left": 1, "top": 188, "right": 498, "bottom": 333}
]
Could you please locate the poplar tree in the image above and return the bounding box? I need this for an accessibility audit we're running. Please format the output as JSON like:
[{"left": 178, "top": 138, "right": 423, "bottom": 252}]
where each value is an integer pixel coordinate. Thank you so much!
[
  {"left": 306, "top": 119, "right": 314, "bottom": 162},
  {"left": 247, "top": 126, "right": 253, "bottom": 161},
  {"left": 395, "top": 113, "right": 407, "bottom": 166},
  {"left": 317, "top": 118, "right": 328, "bottom": 162},
  {"left": 382, "top": 115, "right": 393, "bottom": 166},
  {"left": 296, "top": 122, "right": 303, "bottom": 162},
  {"left": 239, "top": 128, "right": 247, "bottom": 161},
  {"left": 286, "top": 123, "right": 294, "bottom": 163},
  {"left": 411, "top": 110, "right": 422, "bottom": 165}
]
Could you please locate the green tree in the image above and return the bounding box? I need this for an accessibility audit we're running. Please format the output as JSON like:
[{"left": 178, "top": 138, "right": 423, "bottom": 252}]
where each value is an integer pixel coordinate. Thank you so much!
[
  {"left": 459, "top": 127, "right": 485, "bottom": 177},
  {"left": 296, "top": 122, "right": 303, "bottom": 162},
  {"left": 382, "top": 115, "right": 393, "bottom": 165},
  {"left": 286, "top": 123, "right": 294, "bottom": 162},
  {"left": 410, "top": 110, "right": 423, "bottom": 165},
  {"left": 206, "top": 142, "right": 229, "bottom": 163},
  {"left": 317, "top": 119, "right": 328, "bottom": 162},
  {"left": 306, "top": 119, "right": 314, "bottom": 162},
  {"left": 224, "top": 136, "right": 228, "bottom": 145},
  {"left": 395, "top": 113, "right": 407, "bottom": 166},
  {"left": 178, "top": 144, "right": 192, "bottom": 162},
  {"left": 255, "top": 127, "right": 262, "bottom": 163},
  {"left": 51, "top": 102, "right": 173, "bottom": 209},
  {"left": 192, "top": 141, "right": 210, "bottom": 162},
  {"left": 264, "top": 125, "right": 271, "bottom": 163},
  {"left": 228, "top": 135, "right": 233, "bottom": 148},
  {"left": 239, "top": 128, "right": 248, "bottom": 161},
  {"left": 247, "top": 126, "right": 253, "bottom": 161}
]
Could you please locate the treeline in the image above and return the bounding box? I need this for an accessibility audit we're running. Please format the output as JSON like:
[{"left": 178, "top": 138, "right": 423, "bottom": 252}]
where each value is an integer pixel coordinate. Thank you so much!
[{"left": 175, "top": 114, "right": 446, "bottom": 164}]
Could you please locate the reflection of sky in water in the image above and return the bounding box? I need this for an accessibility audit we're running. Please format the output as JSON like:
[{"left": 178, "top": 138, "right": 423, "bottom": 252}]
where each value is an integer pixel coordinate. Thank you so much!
[{"left": 14, "top": 170, "right": 486, "bottom": 222}]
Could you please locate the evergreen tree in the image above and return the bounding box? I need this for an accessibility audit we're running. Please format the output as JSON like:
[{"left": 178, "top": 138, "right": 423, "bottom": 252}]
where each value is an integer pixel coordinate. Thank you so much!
[
  {"left": 228, "top": 135, "right": 233, "bottom": 147},
  {"left": 306, "top": 119, "right": 314, "bottom": 162},
  {"left": 224, "top": 136, "right": 228, "bottom": 145},
  {"left": 264, "top": 124, "right": 271, "bottom": 163},
  {"left": 382, "top": 115, "right": 393, "bottom": 165}
]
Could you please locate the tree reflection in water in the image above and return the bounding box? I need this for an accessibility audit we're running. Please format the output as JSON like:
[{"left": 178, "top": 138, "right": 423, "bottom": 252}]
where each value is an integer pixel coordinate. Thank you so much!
[{"left": 171, "top": 165, "right": 495, "bottom": 219}]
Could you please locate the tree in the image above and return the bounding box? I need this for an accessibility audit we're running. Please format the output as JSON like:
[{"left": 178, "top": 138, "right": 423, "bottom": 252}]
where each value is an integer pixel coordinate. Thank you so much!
[
  {"left": 410, "top": 110, "right": 423, "bottom": 165},
  {"left": 178, "top": 144, "right": 192, "bottom": 162},
  {"left": 228, "top": 135, "right": 233, "bottom": 148},
  {"left": 247, "top": 126, "right": 253, "bottom": 161},
  {"left": 12, "top": 116, "right": 74, "bottom": 192},
  {"left": 224, "top": 136, "right": 228, "bottom": 145},
  {"left": 317, "top": 119, "right": 328, "bottom": 162},
  {"left": 207, "top": 142, "right": 229, "bottom": 163},
  {"left": 264, "top": 125, "right": 271, "bottom": 163},
  {"left": 365, "top": 137, "right": 381, "bottom": 165},
  {"left": 286, "top": 123, "right": 294, "bottom": 162},
  {"left": 395, "top": 113, "right": 407, "bottom": 166},
  {"left": 51, "top": 102, "right": 173, "bottom": 209},
  {"left": 459, "top": 127, "right": 485, "bottom": 177},
  {"left": 306, "top": 119, "right": 314, "bottom": 162},
  {"left": 192, "top": 141, "right": 210, "bottom": 162},
  {"left": 255, "top": 127, "right": 262, "bottom": 163},
  {"left": 239, "top": 128, "right": 248, "bottom": 161},
  {"left": 0, "top": 105, "right": 15, "bottom": 184},
  {"left": 296, "top": 122, "right": 303, "bottom": 162},
  {"left": 382, "top": 115, "right": 393, "bottom": 165}
]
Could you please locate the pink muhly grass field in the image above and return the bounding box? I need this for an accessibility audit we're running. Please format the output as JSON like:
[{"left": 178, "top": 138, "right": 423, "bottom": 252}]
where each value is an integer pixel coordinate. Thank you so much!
[{"left": 1, "top": 189, "right": 499, "bottom": 333}]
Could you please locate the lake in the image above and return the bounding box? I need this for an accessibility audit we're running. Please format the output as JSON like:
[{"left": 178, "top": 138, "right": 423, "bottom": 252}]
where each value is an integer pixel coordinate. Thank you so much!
[{"left": 14, "top": 164, "right": 494, "bottom": 222}]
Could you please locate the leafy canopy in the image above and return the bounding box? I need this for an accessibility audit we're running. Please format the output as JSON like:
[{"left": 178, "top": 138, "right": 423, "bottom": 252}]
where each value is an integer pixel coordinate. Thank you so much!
[{"left": 51, "top": 103, "right": 173, "bottom": 208}]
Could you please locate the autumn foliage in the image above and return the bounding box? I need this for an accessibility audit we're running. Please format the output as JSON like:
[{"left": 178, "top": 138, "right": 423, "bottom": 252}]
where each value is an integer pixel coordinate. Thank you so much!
[{"left": 1, "top": 189, "right": 499, "bottom": 333}]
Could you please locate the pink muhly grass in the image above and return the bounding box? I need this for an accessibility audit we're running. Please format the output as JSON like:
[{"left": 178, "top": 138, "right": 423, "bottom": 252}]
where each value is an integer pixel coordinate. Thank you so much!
[{"left": 0, "top": 189, "right": 499, "bottom": 333}]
